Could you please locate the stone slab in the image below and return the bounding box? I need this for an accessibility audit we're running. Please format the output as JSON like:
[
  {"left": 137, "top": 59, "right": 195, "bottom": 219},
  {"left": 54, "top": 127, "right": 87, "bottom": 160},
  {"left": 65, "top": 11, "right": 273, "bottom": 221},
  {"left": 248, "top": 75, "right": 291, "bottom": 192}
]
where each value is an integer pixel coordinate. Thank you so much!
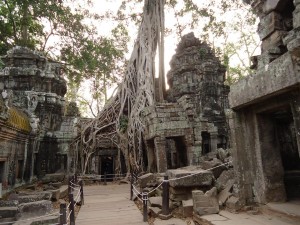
[
  {"left": 18, "top": 200, "right": 53, "bottom": 219},
  {"left": 0, "top": 207, "right": 18, "bottom": 219},
  {"left": 167, "top": 169, "right": 213, "bottom": 187},
  {"left": 229, "top": 52, "right": 300, "bottom": 109},
  {"left": 138, "top": 173, "right": 155, "bottom": 188}
]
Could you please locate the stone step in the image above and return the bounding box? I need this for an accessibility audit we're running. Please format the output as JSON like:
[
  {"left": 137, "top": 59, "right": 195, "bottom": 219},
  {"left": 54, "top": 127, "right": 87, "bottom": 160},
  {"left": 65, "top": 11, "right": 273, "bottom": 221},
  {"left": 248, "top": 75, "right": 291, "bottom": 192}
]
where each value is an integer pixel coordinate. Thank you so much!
[{"left": 0, "top": 207, "right": 18, "bottom": 219}]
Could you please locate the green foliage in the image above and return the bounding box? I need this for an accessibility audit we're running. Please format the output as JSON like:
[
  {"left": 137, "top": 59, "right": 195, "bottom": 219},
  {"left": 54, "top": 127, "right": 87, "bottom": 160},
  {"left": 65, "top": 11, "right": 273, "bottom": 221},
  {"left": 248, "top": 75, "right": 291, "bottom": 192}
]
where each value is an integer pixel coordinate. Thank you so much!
[{"left": 0, "top": 0, "right": 130, "bottom": 117}]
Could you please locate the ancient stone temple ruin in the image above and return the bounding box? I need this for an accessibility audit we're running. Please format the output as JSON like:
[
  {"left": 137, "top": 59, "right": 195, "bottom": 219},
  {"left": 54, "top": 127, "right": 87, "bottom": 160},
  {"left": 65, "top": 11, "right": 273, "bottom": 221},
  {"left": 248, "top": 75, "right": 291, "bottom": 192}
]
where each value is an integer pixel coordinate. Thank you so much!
[
  {"left": 229, "top": 0, "right": 300, "bottom": 205},
  {"left": 143, "top": 33, "right": 230, "bottom": 172},
  {"left": 0, "top": 47, "right": 78, "bottom": 192}
]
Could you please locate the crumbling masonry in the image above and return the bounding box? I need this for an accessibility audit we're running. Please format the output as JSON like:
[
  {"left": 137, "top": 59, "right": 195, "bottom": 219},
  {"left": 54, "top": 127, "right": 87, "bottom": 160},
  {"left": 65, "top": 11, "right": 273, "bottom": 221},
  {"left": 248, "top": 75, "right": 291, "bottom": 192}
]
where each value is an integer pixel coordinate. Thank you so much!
[
  {"left": 0, "top": 47, "right": 78, "bottom": 192},
  {"left": 230, "top": 0, "right": 300, "bottom": 205},
  {"left": 143, "top": 33, "right": 230, "bottom": 173}
]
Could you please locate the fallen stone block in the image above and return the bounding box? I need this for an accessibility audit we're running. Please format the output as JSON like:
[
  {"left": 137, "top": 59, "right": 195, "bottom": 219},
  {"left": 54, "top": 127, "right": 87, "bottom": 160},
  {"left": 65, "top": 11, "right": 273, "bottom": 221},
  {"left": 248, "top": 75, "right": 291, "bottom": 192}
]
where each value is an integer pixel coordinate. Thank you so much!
[
  {"left": 41, "top": 173, "right": 65, "bottom": 184},
  {"left": 0, "top": 200, "right": 18, "bottom": 207},
  {"left": 149, "top": 196, "right": 162, "bottom": 208},
  {"left": 199, "top": 158, "right": 226, "bottom": 179},
  {"left": 0, "top": 207, "right": 18, "bottom": 219},
  {"left": 18, "top": 200, "right": 53, "bottom": 219},
  {"left": 59, "top": 185, "right": 68, "bottom": 199},
  {"left": 181, "top": 199, "right": 193, "bottom": 217},
  {"left": 216, "top": 169, "right": 234, "bottom": 191},
  {"left": 18, "top": 191, "right": 52, "bottom": 204},
  {"left": 193, "top": 187, "right": 219, "bottom": 216},
  {"left": 226, "top": 196, "right": 242, "bottom": 212},
  {"left": 50, "top": 189, "right": 60, "bottom": 201},
  {"left": 149, "top": 207, "right": 161, "bottom": 217},
  {"left": 167, "top": 169, "right": 213, "bottom": 188},
  {"left": 218, "top": 179, "right": 234, "bottom": 206},
  {"left": 138, "top": 173, "right": 155, "bottom": 188},
  {"left": 170, "top": 192, "right": 191, "bottom": 202},
  {"left": 216, "top": 148, "right": 228, "bottom": 162}
]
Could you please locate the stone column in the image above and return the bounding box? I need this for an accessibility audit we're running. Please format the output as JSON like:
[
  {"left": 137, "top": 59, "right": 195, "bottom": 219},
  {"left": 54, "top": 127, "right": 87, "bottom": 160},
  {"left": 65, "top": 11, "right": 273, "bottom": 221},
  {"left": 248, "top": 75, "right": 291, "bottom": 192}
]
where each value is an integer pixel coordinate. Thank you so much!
[
  {"left": 210, "top": 132, "right": 218, "bottom": 152},
  {"left": 22, "top": 140, "right": 28, "bottom": 182},
  {"left": 154, "top": 137, "right": 167, "bottom": 172}
]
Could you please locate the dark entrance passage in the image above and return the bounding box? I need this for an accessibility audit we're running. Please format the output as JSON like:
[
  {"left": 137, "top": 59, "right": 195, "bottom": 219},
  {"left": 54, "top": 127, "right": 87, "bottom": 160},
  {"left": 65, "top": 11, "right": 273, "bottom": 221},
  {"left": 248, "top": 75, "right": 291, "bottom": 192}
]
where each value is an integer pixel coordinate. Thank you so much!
[
  {"left": 272, "top": 109, "right": 300, "bottom": 199},
  {"left": 166, "top": 137, "right": 188, "bottom": 169},
  {"left": 202, "top": 132, "right": 211, "bottom": 154},
  {"left": 100, "top": 156, "right": 114, "bottom": 181},
  {"left": 0, "top": 161, "right": 4, "bottom": 183},
  {"left": 258, "top": 106, "right": 300, "bottom": 201}
]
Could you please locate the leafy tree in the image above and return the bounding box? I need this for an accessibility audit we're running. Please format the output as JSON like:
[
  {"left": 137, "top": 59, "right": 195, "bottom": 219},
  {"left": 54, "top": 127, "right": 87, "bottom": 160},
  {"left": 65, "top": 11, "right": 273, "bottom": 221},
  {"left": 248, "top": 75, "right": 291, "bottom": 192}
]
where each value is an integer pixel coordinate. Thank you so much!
[{"left": 0, "top": 0, "right": 129, "bottom": 117}]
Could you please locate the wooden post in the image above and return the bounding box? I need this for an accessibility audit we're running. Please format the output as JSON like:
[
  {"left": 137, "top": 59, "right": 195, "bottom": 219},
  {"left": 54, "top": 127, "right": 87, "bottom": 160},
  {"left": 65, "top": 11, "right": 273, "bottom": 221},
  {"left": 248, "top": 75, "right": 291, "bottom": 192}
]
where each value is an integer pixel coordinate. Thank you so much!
[
  {"left": 162, "top": 175, "right": 169, "bottom": 215},
  {"left": 69, "top": 193, "right": 75, "bottom": 225},
  {"left": 68, "top": 176, "right": 71, "bottom": 194},
  {"left": 79, "top": 180, "right": 84, "bottom": 205},
  {"left": 130, "top": 172, "right": 133, "bottom": 200},
  {"left": 142, "top": 192, "right": 148, "bottom": 222},
  {"left": 60, "top": 203, "right": 67, "bottom": 225},
  {"left": 104, "top": 172, "right": 107, "bottom": 185}
]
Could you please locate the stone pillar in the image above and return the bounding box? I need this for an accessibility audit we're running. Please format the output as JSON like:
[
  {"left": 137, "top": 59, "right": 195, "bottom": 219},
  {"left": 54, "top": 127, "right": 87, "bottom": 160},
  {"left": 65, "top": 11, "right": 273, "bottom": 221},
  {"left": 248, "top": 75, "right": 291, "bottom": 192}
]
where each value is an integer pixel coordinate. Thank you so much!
[
  {"left": 22, "top": 140, "right": 28, "bottom": 182},
  {"left": 210, "top": 132, "right": 218, "bottom": 153},
  {"left": 154, "top": 137, "right": 167, "bottom": 172},
  {"left": 291, "top": 93, "right": 300, "bottom": 157}
]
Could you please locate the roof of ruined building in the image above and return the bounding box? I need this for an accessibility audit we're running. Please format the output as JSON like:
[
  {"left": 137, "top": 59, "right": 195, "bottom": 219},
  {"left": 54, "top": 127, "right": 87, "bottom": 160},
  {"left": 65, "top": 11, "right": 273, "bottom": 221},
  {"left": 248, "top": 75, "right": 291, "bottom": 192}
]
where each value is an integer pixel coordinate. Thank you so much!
[{"left": 6, "top": 106, "right": 31, "bottom": 133}]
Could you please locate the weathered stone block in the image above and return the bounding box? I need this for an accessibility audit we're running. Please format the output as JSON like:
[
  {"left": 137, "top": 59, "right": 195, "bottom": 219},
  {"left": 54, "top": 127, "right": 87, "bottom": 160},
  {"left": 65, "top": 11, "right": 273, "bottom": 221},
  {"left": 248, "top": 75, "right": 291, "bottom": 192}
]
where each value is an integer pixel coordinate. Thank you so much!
[
  {"left": 167, "top": 169, "right": 213, "bottom": 187},
  {"left": 18, "top": 191, "right": 52, "bottom": 203},
  {"left": 181, "top": 199, "right": 193, "bottom": 217},
  {"left": 50, "top": 189, "right": 60, "bottom": 201},
  {"left": 199, "top": 158, "right": 226, "bottom": 179},
  {"left": 0, "top": 207, "right": 18, "bottom": 219},
  {"left": 0, "top": 200, "right": 18, "bottom": 207},
  {"left": 18, "top": 200, "right": 53, "bottom": 219},
  {"left": 138, "top": 173, "right": 155, "bottom": 188},
  {"left": 218, "top": 179, "right": 235, "bottom": 206},
  {"left": 148, "top": 196, "right": 162, "bottom": 208},
  {"left": 257, "top": 12, "right": 284, "bottom": 40},
  {"left": 226, "top": 196, "right": 242, "bottom": 212},
  {"left": 41, "top": 173, "right": 65, "bottom": 184},
  {"left": 192, "top": 187, "right": 219, "bottom": 216},
  {"left": 216, "top": 169, "right": 235, "bottom": 191}
]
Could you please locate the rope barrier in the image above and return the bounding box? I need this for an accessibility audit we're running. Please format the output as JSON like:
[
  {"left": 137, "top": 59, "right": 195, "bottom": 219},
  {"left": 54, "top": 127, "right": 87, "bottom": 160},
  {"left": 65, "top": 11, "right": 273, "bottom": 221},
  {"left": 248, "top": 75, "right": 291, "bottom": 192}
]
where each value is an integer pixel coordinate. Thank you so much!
[
  {"left": 132, "top": 184, "right": 141, "bottom": 196},
  {"left": 71, "top": 187, "right": 81, "bottom": 192},
  {"left": 132, "top": 189, "right": 143, "bottom": 202},
  {"left": 67, "top": 210, "right": 73, "bottom": 221},
  {"left": 147, "top": 181, "right": 164, "bottom": 195},
  {"left": 0, "top": 212, "right": 60, "bottom": 225},
  {"left": 70, "top": 180, "right": 81, "bottom": 187},
  {"left": 67, "top": 202, "right": 71, "bottom": 210}
]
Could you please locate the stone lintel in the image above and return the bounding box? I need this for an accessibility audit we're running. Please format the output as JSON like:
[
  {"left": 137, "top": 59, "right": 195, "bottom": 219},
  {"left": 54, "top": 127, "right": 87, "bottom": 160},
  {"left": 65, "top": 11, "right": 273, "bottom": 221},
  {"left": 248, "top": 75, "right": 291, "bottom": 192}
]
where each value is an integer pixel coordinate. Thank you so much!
[{"left": 229, "top": 52, "right": 300, "bottom": 110}]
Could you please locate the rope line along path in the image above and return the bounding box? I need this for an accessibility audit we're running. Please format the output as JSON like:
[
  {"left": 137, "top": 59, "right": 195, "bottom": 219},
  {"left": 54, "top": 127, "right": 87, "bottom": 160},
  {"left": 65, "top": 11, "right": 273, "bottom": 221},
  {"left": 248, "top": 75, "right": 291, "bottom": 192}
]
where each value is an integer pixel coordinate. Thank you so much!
[{"left": 75, "top": 184, "right": 147, "bottom": 225}]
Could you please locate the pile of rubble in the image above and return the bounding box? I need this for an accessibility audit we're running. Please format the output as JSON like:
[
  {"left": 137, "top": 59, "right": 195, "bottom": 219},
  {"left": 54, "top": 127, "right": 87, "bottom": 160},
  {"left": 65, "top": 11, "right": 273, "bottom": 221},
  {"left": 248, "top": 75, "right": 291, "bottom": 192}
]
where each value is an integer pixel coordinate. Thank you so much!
[
  {"left": 0, "top": 174, "right": 68, "bottom": 225},
  {"left": 136, "top": 148, "right": 240, "bottom": 219}
]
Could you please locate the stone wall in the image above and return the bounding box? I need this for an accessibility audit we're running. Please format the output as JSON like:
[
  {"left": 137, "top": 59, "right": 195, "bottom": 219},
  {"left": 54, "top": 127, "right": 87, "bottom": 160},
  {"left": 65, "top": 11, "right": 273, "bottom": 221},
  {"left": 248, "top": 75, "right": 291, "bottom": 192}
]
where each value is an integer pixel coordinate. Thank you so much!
[
  {"left": 0, "top": 47, "right": 78, "bottom": 192},
  {"left": 230, "top": 0, "right": 300, "bottom": 204}
]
